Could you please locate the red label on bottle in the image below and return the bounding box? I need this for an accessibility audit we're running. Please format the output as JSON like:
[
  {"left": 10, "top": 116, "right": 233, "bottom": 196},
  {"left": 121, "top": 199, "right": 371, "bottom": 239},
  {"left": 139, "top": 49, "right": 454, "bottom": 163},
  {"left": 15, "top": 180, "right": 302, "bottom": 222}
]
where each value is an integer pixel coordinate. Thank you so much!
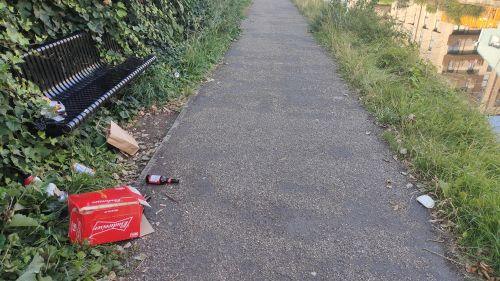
[{"left": 148, "top": 175, "right": 161, "bottom": 184}]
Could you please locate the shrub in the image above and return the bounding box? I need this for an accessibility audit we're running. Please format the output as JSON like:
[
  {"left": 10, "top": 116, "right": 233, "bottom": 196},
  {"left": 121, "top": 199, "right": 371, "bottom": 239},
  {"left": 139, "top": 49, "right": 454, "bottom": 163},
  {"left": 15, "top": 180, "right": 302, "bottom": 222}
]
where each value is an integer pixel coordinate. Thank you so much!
[
  {"left": 294, "top": 0, "right": 500, "bottom": 273},
  {"left": 0, "top": 0, "right": 249, "bottom": 279}
]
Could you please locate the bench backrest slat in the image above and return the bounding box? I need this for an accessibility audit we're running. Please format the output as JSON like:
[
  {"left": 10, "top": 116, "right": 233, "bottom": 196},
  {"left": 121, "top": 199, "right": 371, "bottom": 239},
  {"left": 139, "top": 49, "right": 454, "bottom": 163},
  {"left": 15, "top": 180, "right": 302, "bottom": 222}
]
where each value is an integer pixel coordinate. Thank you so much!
[
  {"left": 49, "top": 42, "right": 72, "bottom": 93},
  {"left": 19, "top": 32, "right": 102, "bottom": 98}
]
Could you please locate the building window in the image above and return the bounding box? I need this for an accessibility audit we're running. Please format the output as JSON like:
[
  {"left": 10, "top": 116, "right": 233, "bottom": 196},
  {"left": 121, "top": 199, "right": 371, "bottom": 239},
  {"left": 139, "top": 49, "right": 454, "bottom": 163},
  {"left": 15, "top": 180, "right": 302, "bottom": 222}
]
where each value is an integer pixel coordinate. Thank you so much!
[
  {"left": 448, "top": 61, "right": 455, "bottom": 72},
  {"left": 433, "top": 20, "right": 439, "bottom": 32},
  {"left": 468, "top": 61, "right": 476, "bottom": 70},
  {"left": 448, "top": 41, "right": 460, "bottom": 53},
  {"left": 464, "top": 79, "right": 470, "bottom": 89},
  {"left": 482, "top": 74, "right": 489, "bottom": 88}
]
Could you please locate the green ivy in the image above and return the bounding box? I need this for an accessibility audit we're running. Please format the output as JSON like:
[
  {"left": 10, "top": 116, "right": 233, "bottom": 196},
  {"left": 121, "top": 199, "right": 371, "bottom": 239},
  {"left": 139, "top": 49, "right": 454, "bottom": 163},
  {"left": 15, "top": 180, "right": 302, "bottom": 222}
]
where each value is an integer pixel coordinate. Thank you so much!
[{"left": 0, "top": 0, "right": 248, "bottom": 279}]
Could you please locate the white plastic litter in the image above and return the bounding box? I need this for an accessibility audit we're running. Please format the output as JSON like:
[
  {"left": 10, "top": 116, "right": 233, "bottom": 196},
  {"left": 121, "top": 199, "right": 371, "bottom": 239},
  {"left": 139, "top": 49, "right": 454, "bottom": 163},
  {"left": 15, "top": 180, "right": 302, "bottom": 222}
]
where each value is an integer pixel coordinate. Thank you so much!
[
  {"left": 416, "top": 195, "right": 435, "bottom": 209},
  {"left": 45, "top": 183, "right": 58, "bottom": 196}
]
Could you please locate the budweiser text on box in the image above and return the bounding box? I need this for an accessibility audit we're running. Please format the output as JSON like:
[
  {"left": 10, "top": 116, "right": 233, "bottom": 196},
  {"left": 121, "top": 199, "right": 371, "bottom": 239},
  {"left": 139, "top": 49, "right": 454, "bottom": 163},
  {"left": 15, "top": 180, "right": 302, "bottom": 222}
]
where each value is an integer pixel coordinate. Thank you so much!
[{"left": 68, "top": 186, "right": 152, "bottom": 245}]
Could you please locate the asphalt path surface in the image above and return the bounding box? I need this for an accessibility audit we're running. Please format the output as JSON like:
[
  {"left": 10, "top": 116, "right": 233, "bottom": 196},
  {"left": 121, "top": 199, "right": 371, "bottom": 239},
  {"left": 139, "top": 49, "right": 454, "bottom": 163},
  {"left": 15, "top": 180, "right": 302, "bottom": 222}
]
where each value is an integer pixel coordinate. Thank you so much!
[{"left": 132, "top": 0, "right": 464, "bottom": 279}]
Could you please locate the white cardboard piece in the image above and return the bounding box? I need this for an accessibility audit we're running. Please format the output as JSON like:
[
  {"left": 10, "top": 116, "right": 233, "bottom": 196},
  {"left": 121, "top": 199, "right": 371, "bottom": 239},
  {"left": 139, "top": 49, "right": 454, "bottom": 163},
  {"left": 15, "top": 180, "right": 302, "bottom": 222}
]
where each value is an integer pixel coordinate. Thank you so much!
[
  {"left": 416, "top": 195, "right": 435, "bottom": 209},
  {"left": 140, "top": 214, "right": 154, "bottom": 237}
]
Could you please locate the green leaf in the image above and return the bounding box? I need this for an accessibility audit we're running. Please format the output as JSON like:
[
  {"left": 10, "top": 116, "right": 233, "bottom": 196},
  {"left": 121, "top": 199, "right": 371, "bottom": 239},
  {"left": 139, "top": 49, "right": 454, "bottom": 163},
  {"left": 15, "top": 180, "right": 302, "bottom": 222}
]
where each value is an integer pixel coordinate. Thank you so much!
[
  {"left": 119, "top": 110, "right": 129, "bottom": 119},
  {"left": 90, "top": 249, "right": 102, "bottom": 257},
  {"left": 8, "top": 214, "right": 39, "bottom": 227},
  {"left": 0, "top": 234, "right": 5, "bottom": 250},
  {"left": 5, "top": 119, "right": 20, "bottom": 131},
  {"left": 87, "top": 262, "right": 102, "bottom": 275},
  {"left": 116, "top": 9, "right": 127, "bottom": 18},
  {"left": 16, "top": 253, "right": 44, "bottom": 281},
  {"left": 4, "top": 25, "right": 30, "bottom": 46},
  {"left": 76, "top": 251, "right": 86, "bottom": 259},
  {"left": 116, "top": 2, "right": 126, "bottom": 9}
]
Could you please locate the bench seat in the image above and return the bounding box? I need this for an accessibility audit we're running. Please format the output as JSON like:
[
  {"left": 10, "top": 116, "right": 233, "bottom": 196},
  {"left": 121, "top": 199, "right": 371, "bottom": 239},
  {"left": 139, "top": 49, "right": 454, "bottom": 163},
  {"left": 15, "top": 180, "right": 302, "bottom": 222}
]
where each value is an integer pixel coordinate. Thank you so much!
[{"left": 18, "top": 32, "right": 156, "bottom": 136}]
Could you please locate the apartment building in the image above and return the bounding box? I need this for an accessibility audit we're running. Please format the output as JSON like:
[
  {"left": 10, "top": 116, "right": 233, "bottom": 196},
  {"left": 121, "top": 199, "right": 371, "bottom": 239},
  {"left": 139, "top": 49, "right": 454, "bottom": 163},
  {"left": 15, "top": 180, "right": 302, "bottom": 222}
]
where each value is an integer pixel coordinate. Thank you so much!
[{"left": 388, "top": 1, "right": 500, "bottom": 114}]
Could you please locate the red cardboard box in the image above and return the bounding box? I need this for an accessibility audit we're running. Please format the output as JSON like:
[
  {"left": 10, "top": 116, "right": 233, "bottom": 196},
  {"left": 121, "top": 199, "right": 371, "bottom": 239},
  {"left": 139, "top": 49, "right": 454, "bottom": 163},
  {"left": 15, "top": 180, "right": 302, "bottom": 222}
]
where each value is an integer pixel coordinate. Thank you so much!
[{"left": 68, "top": 186, "right": 152, "bottom": 245}]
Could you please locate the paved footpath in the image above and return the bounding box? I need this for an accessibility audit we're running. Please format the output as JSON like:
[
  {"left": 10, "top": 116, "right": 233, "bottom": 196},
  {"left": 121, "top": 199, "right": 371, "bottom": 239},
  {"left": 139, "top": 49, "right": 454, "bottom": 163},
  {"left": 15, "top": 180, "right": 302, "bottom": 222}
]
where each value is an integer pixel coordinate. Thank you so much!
[{"left": 133, "top": 0, "right": 464, "bottom": 280}]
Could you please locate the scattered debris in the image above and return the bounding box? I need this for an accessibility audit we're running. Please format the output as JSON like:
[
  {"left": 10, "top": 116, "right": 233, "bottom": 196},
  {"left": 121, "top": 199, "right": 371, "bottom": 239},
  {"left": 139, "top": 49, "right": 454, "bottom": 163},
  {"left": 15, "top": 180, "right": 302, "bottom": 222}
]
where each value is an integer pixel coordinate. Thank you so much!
[
  {"left": 22, "top": 174, "right": 67, "bottom": 201},
  {"left": 399, "top": 148, "right": 408, "bottom": 155},
  {"left": 416, "top": 194, "right": 435, "bottom": 209},
  {"left": 41, "top": 98, "right": 67, "bottom": 122},
  {"left": 145, "top": 174, "right": 179, "bottom": 185},
  {"left": 310, "top": 271, "right": 317, "bottom": 277},
  {"left": 365, "top": 131, "right": 371, "bottom": 135},
  {"left": 407, "top": 114, "right": 416, "bottom": 122},
  {"left": 405, "top": 183, "right": 414, "bottom": 189},
  {"left": 174, "top": 71, "right": 180, "bottom": 79},
  {"left": 466, "top": 261, "right": 495, "bottom": 280},
  {"left": 72, "top": 163, "right": 95, "bottom": 176},
  {"left": 164, "top": 194, "right": 179, "bottom": 204},
  {"left": 386, "top": 179, "right": 393, "bottom": 189},
  {"left": 133, "top": 253, "right": 147, "bottom": 261},
  {"left": 45, "top": 183, "right": 67, "bottom": 202},
  {"left": 400, "top": 171, "right": 408, "bottom": 176},
  {"left": 382, "top": 158, "right": 391, "bottom": 163},
  {"left": 123, "top": 242, "right": 132, "bottom": 249},
  {"left": 68, "top": 186, "right": 153, "bottom": 245},
  {"left": 115, "top": 245, "right": 126, "bottom": 255},
  {"left": 107, "top": 271, "right": 117, "bottom": 281},
  {"left": 426, "top": 239, "right": 445, "bottom": 243},
  {"left": 23, "top": 175, "right": 42, "bottom": 186},
  {"left": 107, "top": 121, "right": 140, "bottom": 155},
  {"left": 155, "top": 209, "right": 164, "bottom": 215}
]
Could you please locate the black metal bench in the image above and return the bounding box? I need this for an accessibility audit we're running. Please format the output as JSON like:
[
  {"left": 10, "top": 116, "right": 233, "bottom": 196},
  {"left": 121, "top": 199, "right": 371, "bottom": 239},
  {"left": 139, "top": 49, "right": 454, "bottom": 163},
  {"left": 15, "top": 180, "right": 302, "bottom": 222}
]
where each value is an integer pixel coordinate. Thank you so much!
[{"left": 17, "top": 32, "right": 156, "bottom": 136}]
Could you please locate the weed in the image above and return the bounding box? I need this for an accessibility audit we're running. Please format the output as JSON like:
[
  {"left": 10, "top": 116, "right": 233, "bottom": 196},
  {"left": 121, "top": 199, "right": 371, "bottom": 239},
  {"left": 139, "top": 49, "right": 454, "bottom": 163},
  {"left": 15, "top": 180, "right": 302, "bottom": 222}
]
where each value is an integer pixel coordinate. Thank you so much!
[{"left": 294, "top": 0, "right": 500, "bottom": 273}]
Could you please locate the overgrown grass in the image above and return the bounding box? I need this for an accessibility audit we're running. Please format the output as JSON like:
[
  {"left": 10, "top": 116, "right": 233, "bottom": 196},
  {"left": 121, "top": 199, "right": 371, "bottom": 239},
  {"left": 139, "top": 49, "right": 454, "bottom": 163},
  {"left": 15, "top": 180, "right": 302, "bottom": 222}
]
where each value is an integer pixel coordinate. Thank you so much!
[
  {"left": 293, "top": 0, "right": 499, "bottom": 272},
  {"left": 377, "top": 0, "right": 395, "bottom": 5},
  {"left": 0, "top": 0, "right": 249, "bottom": 280}
]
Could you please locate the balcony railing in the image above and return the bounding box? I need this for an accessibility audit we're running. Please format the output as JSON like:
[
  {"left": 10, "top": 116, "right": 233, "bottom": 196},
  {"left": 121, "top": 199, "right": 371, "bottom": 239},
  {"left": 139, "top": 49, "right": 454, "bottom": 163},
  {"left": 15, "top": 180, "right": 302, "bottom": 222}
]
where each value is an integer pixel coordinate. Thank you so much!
[
  {"left": 451, "top": 29, "right": 481, "bottom": 36},
  {"left": 447, "top": 49, "right": 479, "bottom": 55},
  {"left": 444, "top": 69, "right": 480, "bottom": 75}
]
